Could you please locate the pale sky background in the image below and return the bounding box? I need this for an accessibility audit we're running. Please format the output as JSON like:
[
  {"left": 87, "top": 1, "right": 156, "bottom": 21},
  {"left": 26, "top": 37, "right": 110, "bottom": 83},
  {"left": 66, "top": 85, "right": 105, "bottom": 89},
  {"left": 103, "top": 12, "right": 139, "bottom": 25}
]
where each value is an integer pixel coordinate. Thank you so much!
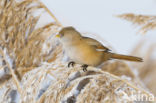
[{"left": 41, "top": 0, "right": 156, "bottom": 54}]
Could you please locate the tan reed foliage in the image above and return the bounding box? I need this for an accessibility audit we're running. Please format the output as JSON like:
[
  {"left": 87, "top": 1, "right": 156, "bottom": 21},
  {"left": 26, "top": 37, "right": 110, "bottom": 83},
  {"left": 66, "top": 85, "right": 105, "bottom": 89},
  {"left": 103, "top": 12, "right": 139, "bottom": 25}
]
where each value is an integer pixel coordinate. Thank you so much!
[
  {"left": 131, "top": 41, "right": 156, "bottom": 96},
  {"left": 117, "top": 13, "right": 156, "bottom": 34},
  {"left": 13, "top": 62, "right": 151, "bottom": 103},
  {"left": 0, "top": 0, "right": 62, "bottom": 102},
  {"left": 100, "top": 61, "right": 148, "bottom": 90},
  {"left": 0, "top": 0, "right": 62, "bottom": 76},
  {"left": 0, "top": 0, "right": 155, "bottom": 103}
]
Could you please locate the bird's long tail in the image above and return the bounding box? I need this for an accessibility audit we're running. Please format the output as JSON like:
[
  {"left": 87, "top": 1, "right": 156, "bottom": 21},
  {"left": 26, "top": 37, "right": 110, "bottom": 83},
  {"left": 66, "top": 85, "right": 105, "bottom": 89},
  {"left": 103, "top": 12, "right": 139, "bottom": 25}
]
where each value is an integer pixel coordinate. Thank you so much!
[{"left": 110, "top": 53, "right": 143, "bottom": 62}]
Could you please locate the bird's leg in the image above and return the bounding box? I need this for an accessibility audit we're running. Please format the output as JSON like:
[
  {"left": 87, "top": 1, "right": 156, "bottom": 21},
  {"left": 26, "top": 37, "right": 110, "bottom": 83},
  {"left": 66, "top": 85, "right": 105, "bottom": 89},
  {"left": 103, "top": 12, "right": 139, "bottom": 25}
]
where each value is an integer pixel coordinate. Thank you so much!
[
  {"left": 68, "top": 61, "right": 75, "bottom": 68},
  {"left": 81, "top": 64, "right": 88, "bottom": 72}
]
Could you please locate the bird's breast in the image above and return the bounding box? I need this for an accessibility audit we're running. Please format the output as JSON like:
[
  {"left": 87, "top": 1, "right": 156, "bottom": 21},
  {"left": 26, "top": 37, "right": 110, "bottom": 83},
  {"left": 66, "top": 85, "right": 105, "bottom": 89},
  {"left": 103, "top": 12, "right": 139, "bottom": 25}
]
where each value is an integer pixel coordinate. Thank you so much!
[{"left": 64, "top": 43, "right": 103, "bottom": 66}]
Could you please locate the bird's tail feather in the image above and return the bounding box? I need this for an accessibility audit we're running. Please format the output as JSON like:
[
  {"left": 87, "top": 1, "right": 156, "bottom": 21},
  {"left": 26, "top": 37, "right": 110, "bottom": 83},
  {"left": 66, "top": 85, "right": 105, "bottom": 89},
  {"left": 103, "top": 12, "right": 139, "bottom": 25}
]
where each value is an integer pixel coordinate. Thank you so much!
[{"left": 110, "top": 53, "right": 143, "bottom": 62}]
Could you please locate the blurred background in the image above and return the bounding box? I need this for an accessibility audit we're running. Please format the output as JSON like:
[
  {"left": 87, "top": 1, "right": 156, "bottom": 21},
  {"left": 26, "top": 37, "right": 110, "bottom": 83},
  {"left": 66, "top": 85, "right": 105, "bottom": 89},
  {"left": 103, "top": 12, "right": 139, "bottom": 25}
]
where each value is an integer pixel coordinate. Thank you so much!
[
  {"left": 41, "top": 0, "right": 156, "bottom": 54},
  {"left": 0, "top": 0, "right": 155, "bottom": 102}
]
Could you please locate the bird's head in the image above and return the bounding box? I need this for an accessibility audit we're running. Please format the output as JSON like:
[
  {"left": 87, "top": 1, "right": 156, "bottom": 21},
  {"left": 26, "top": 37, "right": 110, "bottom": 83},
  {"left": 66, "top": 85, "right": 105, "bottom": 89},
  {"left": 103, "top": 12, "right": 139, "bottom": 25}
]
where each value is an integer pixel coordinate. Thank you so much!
[{"left": 56, "top": 26, "right": 82, "bottom": 43}]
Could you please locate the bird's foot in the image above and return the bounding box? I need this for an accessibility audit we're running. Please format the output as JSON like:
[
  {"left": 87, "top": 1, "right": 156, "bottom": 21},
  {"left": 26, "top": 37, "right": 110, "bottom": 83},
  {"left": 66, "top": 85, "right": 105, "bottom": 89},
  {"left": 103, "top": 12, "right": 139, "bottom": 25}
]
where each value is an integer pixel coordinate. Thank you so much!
[
  {"left": 81, "top": 64, "right": 88, "bottom": 72},
  {"left": 68, "top": 61, "right": 75, "bottom": 68}
]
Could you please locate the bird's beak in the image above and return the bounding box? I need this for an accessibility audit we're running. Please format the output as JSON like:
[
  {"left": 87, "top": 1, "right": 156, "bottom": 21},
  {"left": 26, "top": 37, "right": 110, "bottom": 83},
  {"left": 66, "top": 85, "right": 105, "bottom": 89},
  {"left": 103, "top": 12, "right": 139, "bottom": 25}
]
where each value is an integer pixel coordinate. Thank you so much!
[{"left": 55, "top": 34, "right": 60, "bottom": 38}]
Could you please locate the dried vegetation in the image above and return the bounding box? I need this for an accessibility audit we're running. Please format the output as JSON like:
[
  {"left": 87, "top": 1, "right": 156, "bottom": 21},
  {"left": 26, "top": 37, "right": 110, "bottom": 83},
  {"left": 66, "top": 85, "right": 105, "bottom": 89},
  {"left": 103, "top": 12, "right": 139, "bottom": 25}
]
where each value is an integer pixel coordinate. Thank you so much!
[
  {"left": 117, "top": 13, "right": 156, "bottom": 34},
  {"left": 0, "top": 0, "right": 155, "bottom": 103}
]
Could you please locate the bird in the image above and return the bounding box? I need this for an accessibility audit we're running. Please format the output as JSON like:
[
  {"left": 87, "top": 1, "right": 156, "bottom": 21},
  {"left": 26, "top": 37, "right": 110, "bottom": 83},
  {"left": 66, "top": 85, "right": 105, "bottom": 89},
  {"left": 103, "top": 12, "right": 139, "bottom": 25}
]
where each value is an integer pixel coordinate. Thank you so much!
[{"left": 56, "top": 26, "right": 143, "bottom": 71}]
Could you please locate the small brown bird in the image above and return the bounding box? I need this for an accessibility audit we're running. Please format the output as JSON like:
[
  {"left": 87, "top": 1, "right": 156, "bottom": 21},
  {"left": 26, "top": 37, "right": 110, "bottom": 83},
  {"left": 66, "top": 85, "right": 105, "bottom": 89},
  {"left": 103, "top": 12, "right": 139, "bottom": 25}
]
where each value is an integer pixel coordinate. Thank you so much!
[{"left": 56, "top": 27, "right": 143, "bottom": 71}]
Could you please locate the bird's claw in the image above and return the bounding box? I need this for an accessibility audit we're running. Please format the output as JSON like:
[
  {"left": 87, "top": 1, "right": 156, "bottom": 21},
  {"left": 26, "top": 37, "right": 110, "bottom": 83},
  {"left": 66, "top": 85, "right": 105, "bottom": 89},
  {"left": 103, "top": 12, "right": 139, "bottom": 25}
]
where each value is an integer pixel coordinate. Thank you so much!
[
  {"left": 68, "top": 61, "right": 75, "bottom": 68},
  {"left": 81, "top": 64, "right": 88, "bottom": 72}
]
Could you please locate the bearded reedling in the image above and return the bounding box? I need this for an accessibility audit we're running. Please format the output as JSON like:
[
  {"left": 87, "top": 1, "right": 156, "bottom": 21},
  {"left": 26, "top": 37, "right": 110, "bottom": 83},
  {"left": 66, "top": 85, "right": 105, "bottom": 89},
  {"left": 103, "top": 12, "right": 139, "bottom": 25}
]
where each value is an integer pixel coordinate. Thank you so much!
[{"left": 56, "top": 27, "right": 143, "bottom": 71}]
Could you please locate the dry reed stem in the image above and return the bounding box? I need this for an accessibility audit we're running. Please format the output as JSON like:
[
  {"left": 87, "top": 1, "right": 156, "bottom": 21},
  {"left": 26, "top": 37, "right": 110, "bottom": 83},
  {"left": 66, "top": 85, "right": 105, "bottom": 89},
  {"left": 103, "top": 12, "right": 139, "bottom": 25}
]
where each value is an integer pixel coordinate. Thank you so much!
[{"left": 37, "top": 0, "right": 63, "bottom": 27}]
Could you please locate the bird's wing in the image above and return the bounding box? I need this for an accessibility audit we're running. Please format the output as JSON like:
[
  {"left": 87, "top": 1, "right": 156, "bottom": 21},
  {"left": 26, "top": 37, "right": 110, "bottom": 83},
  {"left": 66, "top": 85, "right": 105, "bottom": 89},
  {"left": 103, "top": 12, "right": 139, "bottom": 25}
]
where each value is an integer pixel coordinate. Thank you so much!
[{"left": 83, "top": 37, "right": 111, "bottom": 51}]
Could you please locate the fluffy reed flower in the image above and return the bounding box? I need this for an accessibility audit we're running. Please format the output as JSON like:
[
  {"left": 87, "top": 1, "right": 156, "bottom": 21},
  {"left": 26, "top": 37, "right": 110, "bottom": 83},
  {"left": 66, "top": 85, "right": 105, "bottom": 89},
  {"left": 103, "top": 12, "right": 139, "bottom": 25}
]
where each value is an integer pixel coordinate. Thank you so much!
[
  {"left": 0, "top": 0, "right": 154, "bottom": 103},
  {"left": 117, "top": 13, "right": 156, "bottom": 34}
]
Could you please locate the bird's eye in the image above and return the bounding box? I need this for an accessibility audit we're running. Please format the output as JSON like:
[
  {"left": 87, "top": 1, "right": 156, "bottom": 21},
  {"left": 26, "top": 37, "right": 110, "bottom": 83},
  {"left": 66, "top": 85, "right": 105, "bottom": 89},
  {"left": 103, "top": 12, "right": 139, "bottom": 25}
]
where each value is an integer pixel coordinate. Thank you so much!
[{"left": 60, "top": 33, "right": 64, "bottom": 37}]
